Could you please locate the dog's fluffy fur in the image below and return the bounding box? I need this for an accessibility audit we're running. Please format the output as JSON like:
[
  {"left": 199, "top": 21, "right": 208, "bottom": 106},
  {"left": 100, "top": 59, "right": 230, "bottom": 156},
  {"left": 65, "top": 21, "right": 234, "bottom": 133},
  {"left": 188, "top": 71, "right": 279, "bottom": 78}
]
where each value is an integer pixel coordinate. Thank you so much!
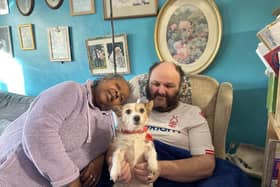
[{"left": 110, "top": 101, "right": 158, "bottom": 187}]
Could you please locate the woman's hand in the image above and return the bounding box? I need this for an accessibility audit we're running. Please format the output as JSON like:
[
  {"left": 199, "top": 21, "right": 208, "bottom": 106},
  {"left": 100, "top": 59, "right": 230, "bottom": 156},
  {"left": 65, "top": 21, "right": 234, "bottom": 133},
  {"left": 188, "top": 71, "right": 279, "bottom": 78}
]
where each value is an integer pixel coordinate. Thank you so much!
[
  {"left": 67, "top": 178, "right": 81, "bottom": 187},
  {"left": 80, "top": 154, "right": 104, "bottom": 187}
]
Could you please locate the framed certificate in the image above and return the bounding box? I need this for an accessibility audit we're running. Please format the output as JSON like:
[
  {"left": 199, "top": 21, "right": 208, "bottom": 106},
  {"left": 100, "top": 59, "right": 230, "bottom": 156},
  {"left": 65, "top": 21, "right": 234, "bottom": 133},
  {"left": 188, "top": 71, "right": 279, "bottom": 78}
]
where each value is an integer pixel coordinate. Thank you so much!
[
  {"left": 18, "top": 24, "right": 35, "bottom": 50},
  {"left": 47, "top": 26, "right": 72, "bottom": 62},
  {"left": 69, "top": 0, "right": 95, "bottom": 16},
  {"left": 0, "top": 0, "right": 9, "bottom": 15}
]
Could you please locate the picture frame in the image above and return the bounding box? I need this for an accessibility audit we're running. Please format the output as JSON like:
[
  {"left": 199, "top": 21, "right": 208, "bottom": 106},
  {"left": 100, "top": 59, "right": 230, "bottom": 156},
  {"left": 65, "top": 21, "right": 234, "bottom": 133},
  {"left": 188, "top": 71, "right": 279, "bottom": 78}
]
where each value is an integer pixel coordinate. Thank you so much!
[
  {"left": 0, "top": 26, "right": 13, "bottom": 58},
  {"left": 18, "top": 24, "right": 35, "bottom": 50},
  {"left": 103, "top": 0, "right": 158, "bottom": 20},
  {"left": 257, "top": 19, "right": 280, "bottom": 50},
  {"left": 45, "top": 0, "right": 64, "bottom": 9},
  {"left": 47, "top": 26, "right": 71, "bottom": 62},
  {"left": 154, "top": 0, "right": 222, "bottom": 74},
  {"left": 69, "top": 0, "right": 95, "bottom": 16},
  {"left": 86, "top": 34, "right": 130, "bottom": 75},
  {"left": 0, "top": 0, "right": 9, "bottom": 15},
  {"left": 16, "top": 0, "right": 34, "bottom": 16}
]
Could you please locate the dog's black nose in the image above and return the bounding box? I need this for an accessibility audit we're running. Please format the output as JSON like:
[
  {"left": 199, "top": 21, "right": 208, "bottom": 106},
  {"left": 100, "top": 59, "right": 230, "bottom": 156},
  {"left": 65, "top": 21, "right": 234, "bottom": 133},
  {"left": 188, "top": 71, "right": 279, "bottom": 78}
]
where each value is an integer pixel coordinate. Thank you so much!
[{"left": 133, "top": 115, "right": 140, "bottom": 123}]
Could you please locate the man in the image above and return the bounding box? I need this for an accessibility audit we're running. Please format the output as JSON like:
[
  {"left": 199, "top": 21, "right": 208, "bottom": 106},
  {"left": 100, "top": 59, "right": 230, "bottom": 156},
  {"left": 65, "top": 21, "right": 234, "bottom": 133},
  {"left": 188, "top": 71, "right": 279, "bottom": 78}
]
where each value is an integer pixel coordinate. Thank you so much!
[{"left": 108, "top": 61, "right": 215, "bottom": 185}]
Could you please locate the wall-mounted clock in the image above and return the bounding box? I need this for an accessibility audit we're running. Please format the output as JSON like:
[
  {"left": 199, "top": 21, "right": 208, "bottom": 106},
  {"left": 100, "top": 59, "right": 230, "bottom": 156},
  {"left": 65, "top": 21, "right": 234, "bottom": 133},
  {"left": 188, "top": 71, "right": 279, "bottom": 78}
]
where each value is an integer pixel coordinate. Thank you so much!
[
  {"left": 16, "top": 0, "right": 34, "bottom": 16},
  {"left": 45, "top": 0, "right": 64, "bottom": 9}
]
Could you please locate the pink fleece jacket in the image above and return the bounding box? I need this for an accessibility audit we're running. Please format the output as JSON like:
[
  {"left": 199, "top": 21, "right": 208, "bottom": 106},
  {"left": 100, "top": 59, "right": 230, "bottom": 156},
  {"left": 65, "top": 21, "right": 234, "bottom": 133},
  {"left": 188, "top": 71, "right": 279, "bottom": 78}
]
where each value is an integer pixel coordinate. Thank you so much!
[{"left": 0, "top": 80, "right": 114, "bottom": 186}]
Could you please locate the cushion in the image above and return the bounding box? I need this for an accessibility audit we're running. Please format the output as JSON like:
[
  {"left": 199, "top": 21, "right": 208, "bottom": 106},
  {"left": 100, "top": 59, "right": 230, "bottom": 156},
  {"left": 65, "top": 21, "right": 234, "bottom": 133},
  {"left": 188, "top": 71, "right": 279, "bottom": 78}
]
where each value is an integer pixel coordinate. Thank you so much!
[
  {"left": 0, "top": 91, "right": 34, "bottom": 121},
  {"left": 128, "top": 73, "right": 192, "bottom": 104}
]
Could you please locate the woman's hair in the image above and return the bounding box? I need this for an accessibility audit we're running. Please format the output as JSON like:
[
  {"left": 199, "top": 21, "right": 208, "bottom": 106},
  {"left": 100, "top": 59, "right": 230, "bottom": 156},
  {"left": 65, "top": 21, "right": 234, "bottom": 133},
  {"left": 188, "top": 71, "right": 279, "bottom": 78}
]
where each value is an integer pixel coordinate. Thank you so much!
[{"left": 93, "top": 73, "right": 132, "bottom": 93}]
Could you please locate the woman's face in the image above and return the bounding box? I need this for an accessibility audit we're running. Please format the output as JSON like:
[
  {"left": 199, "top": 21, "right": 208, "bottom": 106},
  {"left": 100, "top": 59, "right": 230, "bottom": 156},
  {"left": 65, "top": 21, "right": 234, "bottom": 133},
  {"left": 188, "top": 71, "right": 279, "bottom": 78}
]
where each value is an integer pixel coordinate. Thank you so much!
[{"left": 94, "top": 79, "right": 130, "bottom": 110}]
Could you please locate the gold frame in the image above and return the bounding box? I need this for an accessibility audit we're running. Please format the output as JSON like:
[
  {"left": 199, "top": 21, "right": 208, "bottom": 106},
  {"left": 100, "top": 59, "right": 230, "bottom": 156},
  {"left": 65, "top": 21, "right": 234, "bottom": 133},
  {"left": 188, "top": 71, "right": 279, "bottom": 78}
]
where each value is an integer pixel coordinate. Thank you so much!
[
  {"left": 103, "top": 0, "right": 158, "bottom": 20},
  {"left": 85, "top": 34, "right": 130, "bottom": 75},
  {"left": 47, "top": 26, "right": 71, "bottom": 62},
  {"left": 154, "top": 0, "right": 222, "bottom": 74},
  {"left": 18, "top": 24, "right": 35, "bottom": 50},
  {"left": 69, "top": 0, "right": 95, "bottom": 16}
]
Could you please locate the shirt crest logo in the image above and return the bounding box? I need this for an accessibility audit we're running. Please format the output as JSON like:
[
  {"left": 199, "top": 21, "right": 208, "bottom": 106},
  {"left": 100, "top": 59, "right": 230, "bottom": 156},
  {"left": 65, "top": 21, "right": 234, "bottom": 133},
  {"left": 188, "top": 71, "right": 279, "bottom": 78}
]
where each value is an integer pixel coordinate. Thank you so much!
[{"left": 168, "top": 115, "right": 178, "bottom": 128}]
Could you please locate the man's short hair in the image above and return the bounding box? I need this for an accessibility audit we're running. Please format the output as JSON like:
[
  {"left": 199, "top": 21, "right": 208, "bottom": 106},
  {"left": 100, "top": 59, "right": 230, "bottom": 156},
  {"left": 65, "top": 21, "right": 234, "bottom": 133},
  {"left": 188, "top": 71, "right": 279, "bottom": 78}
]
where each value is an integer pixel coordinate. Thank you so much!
[{"left": 147, "top": 61, "right": 185, "bottom": 88}]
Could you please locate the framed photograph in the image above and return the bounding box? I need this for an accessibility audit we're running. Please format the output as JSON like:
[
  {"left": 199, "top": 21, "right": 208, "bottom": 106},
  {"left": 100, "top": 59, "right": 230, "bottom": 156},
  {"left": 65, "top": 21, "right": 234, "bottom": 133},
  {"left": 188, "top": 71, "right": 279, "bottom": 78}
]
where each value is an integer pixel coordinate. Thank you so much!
[
  {"left": 69, "top": 0, "right": 95, "bottom": 16},
  {"left": 103, "top": 0, "right": 158, "bottom": 19},
  {"left": 0, "top": 26, "right": 13, "bottom": 58},
  {"left": 154, "top": 0, "right": 222, "bottom": 74},
  {"left": 45, "top": 0, "right": 64, "bottom": 9},
  {"left": 18, "top": 24, "right": 35, "bottom": 50},
  {"left": 16, "top": 0, "right": 34, "bottom": 16},
  {"left": 0, "top": 0, "right": 9, "bottom": 15},
  {"left": 257, "top": 19, "right": 280, "bottom": 50},
  {"left": 47, "top": 26, "right": 71, "bottom": 62},
  {"left": 86, "top": 34, "right": 130, "bottom": 75}
]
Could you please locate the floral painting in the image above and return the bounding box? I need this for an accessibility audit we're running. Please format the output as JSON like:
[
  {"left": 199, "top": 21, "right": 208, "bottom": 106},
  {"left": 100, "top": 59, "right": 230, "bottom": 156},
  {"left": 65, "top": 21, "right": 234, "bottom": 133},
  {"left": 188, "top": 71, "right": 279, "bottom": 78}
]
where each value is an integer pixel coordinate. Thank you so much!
[{"left": 166, "top": 5, "right": 208, "bottom": 64}]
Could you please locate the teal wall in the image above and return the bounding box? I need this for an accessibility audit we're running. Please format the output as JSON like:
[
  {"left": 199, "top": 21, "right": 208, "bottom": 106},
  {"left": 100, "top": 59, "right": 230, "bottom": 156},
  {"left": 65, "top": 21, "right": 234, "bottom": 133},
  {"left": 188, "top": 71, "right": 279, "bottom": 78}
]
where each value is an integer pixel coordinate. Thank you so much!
[{"left": 1, "top": 0, "right": 279, "bottom": 148}]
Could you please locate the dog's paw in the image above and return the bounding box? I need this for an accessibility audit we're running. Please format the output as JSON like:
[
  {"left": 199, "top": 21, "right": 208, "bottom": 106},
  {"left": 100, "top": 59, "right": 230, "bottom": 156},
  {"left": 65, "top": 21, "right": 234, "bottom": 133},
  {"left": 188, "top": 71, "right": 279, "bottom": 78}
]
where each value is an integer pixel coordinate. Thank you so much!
[
  {"left": 148, "top": 160, "right": 159, "bottom": 175},
  {"left": 110, "top": 165, "right": 120, "bottom": 182}
]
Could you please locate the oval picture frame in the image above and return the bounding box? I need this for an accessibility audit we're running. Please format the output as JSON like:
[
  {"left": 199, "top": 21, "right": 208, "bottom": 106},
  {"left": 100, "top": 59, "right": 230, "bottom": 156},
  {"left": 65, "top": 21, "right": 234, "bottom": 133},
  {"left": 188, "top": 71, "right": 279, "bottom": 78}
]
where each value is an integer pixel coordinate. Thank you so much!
[
  {"left": 16, "top": 0, "right": 34, "bottom": 16},
  {"left": 45, "top": 0, "right": 63, "bottom": 9},
  {"left": 154, "top": 0, "right": 222, "bottom": 74}
]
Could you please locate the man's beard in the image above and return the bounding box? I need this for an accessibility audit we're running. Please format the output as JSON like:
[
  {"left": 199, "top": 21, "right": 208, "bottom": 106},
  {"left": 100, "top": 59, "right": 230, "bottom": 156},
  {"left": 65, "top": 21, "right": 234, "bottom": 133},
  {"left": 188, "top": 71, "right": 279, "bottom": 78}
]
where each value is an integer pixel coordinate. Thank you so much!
[{"left": 146, "top": 87, "right": 179, "bottom": 112}]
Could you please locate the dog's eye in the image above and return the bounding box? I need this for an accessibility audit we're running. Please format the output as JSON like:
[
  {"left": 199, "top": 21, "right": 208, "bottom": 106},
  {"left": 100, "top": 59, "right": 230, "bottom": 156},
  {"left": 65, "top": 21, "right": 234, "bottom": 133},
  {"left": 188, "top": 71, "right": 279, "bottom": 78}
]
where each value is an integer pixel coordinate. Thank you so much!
[
  {"left": 139, "top": 108, "right": 145, "bottom": 113},
  {"left": 125, "top": 109, "right": 131, "bottom": 114}
]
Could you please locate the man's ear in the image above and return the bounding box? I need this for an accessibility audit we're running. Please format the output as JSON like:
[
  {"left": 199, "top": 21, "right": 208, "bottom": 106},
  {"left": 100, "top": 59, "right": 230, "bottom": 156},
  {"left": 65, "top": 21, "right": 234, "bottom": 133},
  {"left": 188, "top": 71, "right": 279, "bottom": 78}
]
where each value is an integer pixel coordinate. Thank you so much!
[{"left": 111, "top": 105, "right": 122, "bottom": 117}]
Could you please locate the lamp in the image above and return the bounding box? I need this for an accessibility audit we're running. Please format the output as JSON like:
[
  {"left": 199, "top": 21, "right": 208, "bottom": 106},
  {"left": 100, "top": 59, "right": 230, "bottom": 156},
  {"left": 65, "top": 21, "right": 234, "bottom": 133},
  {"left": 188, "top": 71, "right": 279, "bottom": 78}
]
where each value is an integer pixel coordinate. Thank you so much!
[{"left": 109, "top": 0, "right": 117, "bottom": 74}]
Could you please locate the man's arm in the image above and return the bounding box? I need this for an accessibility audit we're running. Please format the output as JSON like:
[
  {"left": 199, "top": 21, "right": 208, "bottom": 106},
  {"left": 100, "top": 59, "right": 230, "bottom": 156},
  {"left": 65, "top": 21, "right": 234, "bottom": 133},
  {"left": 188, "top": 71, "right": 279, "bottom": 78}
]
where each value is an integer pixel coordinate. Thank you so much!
[
  {"left": 133, "top": 154, "right": 215, "bottom": 183},
  {"left": 158, "top": 154, "right": 215, "bottom": 182}
]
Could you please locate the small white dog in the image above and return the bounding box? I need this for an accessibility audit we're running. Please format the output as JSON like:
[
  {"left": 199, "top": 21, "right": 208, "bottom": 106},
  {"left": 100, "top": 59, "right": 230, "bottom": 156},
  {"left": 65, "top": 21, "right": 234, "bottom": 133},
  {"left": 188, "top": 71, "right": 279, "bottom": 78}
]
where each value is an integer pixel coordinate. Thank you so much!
[{"left": 110, "top": 100, "right": 158, "bottom": 187}]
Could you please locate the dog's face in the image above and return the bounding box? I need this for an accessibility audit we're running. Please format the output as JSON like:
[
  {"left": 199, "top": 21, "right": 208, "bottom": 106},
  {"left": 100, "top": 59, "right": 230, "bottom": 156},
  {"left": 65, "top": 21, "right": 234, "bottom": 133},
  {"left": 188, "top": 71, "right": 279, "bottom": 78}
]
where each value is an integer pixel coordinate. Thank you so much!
[{"left": 119, "top": 101, "right": 153, "bottom": 131}]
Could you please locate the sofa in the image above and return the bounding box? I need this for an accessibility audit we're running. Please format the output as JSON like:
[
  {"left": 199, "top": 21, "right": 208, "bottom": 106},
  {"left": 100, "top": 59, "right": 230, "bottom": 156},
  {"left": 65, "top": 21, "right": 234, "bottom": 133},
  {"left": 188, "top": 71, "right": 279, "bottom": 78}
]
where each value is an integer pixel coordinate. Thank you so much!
[
  {"left": 0, "top": 91, "right": 34, "bottom": 134},
  {"left": 0, "top": 74, "right": 233, "bottom": 159}
]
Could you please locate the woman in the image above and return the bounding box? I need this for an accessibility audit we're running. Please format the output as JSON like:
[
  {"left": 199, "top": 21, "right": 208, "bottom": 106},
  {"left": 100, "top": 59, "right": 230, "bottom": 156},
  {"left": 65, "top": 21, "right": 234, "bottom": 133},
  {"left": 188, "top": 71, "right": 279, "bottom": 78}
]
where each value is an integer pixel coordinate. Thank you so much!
[{"left": 0, "top": 74, "right": 130, "bottom": 187}]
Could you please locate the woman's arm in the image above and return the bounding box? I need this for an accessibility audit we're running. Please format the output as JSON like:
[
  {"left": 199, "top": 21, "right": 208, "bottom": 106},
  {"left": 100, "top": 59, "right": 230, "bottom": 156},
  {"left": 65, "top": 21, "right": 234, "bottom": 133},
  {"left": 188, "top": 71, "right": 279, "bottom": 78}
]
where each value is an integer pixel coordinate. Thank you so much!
[{"left": 22, "top": 82, "right": 84, "bottom": 186}]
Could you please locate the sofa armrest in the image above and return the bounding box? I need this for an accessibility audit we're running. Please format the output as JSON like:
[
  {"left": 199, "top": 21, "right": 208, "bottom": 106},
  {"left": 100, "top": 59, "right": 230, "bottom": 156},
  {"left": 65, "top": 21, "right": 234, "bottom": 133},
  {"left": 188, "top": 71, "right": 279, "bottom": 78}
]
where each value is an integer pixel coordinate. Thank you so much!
[
  {"left": 0, "top": 91, "right": 34, "bottom": 121},
  {"left": 213, "top": 82, "right": 233, "bottom": 159}
]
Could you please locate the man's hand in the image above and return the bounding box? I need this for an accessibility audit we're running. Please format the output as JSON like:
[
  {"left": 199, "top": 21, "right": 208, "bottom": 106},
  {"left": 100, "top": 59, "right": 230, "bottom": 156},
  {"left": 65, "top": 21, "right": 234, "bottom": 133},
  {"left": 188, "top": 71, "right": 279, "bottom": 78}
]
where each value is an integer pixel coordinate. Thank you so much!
[
  {"left": 80, "top": 154, "right": 104, "bottom": 187},
  {"left": 134, "top": 161, "right": 160, "bottom": 184}
]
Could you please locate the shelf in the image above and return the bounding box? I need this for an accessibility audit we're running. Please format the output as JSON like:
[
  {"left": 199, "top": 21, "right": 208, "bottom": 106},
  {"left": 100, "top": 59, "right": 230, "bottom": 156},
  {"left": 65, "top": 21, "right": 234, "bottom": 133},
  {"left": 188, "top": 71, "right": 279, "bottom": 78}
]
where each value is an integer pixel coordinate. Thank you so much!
[{"left": 267, "top": 112, "right": 280, "bottom": 140}]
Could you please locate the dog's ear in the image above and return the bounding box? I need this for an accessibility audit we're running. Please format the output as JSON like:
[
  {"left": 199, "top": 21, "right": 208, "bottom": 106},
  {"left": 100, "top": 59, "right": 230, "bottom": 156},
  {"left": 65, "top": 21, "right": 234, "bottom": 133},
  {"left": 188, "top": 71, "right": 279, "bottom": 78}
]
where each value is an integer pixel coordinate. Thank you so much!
[
  {"left": 111, "top": 105, "right": 123, "bottom": 117},
  {"left": 145, "top": 100, "right": 154, "bottom": 114}
]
